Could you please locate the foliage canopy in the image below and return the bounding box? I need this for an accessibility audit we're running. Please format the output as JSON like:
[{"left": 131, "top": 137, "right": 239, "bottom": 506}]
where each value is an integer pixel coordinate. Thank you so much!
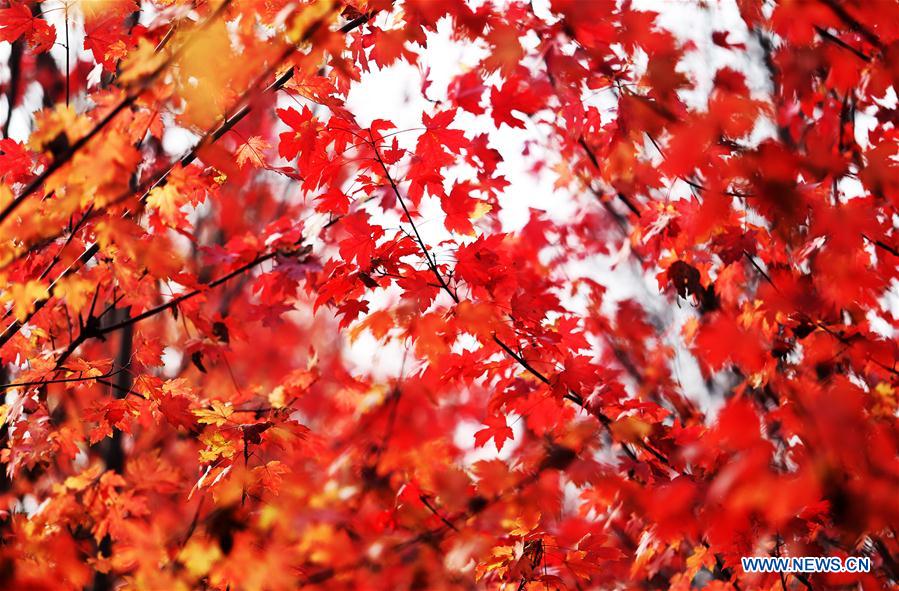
[{"left": 0, "top": 0, "right": 897, "bottom": 589}]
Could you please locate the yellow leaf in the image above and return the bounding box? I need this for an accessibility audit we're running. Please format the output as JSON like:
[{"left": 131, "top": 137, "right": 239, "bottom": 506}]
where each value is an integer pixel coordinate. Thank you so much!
[
  {"left": 610, "top": 415, "right": 652, "bottom": 443},
  {"left": 873, "top": 382, "right": 898, "bottom": 417},
  {"left": 65, "top": 357, "right": 106, "bottom": 378},
  {"left": 235, "top": 136, "right": 270, "bottom": 168},
  {"left": 875, "top": 382, "right": 895, "bottom": 397},
  {"left": 505, "top": 511, "right": 541, "bottom": 536},
  {"left": 28, "top": 105, "right": 92, "bottom": 152},
  {"left": 297, "top": 523, "right": 341, "bottom": 563},
  {"left": 76, "top": 0, "right": 136, "bottom": 23},
  {"left": 686, "top": 545, "right": 714, "bottom": 576},
  {"left": 119, "top": 38, "right": 167, "bottom": 85},
  {"left": 259, "top": 504, "right": 281, "bottom": 530},
  {"left": 475, "top": 545, "right": 515, "bottom": 581},
  {"left": 269, "top": 386, "right": 286, "bottom": 409},
  {"left": 64, "top": 464, "right": 104, "bottom": 491},
  {"left": 146, "top": 183, "right": 183, "bottom": 227},
  {"left": 194, "top": 401, "right": 234, "bottom": 426},
  {"left": 176, "top": 20, "right": 237, "bottom": 129},
  {"left": 471, "top": 201, "right": 492, "bottom": 222},
  {"left": 5, "top": 280, "right": 50, "bottom": 322},
  {"left": 53, "top": 275, "right": 95, "bottom": 315},
  {"left": 198, "top": 431, "right": 236, "bottom": 463},
  {"left": 0, "top": 184, "right": 12, "bottom": 211},
  {"left": 287, "top": 0, "right": 337, "bottom": 43},
  {"left": 178, "top": 538, "right": 222, "bottom": 578}
]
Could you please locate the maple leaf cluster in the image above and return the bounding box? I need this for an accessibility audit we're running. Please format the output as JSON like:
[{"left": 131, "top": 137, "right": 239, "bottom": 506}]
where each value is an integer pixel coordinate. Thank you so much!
[{"left": 0, "top": 0, "right": 896, "bottom": 590}]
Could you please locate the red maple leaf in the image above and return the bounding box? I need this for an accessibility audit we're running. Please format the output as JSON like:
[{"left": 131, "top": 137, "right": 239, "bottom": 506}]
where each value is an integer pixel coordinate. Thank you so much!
[{"left": 474, "top": 414, "right": 514, "bottom": 452}]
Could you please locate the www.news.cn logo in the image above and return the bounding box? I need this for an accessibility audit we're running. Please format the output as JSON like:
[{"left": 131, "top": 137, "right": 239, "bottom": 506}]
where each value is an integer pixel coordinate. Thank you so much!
[{"left": 741, "top": 556, "right": 872, "bottom": 573}]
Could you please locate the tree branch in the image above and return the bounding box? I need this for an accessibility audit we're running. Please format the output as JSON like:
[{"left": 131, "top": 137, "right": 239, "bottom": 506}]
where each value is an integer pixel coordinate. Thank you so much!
[
  {"left": 370, "top": 134, "right": 459, "bottom": 303},
  {"left": 0, "top": 0, "right": 237, "bottom": 227},
  {"left": 52, "top": 247, "right": 293, "bottom": 369},
  {"left": 0, "top": 7, "right": 378, "bottom": 351},
  {"left": 370, "top": 134, "right": 667, "bottom": 470},
  {"left": 814, "top": 25, "right": 872, "bottom": 62},
  {"left": 819, "top": 0, "right": 883, "bottom": 50}
]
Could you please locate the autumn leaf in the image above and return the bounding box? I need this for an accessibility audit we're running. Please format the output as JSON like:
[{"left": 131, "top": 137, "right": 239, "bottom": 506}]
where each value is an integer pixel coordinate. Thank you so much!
[
  {"left": 4, "top": 280, "right": 49, "bottom": 322},
  {"left": 178, "top": 538, "right": 223, "bottom": 578},
  {"left": 53, "top": 275, "right": 95, "bottom": 315},
  {"left": 0, "top": 4, "right": 55, "bottom": 52},
  {"left": 0, "top": 139, "right": 33, "bottom": 183},
  {"left": 28, "top": 104, "right": 91, "bottom": 152},
  {"left": 194, "top": 401, "right": 235, "bottom": 427},
  {"left": 158, "top": 395, "right": 197, "bottom": 430},
  {"left": 474, "top": 414, "right": 514, "bottom": 452},
  {"left": 0, "top": 4, "right": 35, "bottom": 42},
  {"left": 235, "top": 136, "right": 270, "bottom": 169},
  {"left": 277, "top": 106, "right": 321, "bottom": 170},
  {"left": 175, "top": 20, "right": 241, "bottom": 128},
  {"left": 338, "top": 213, "right": 384, "bottom": 268},
  {"left": 146, "top": 184, "right": 184, "bottom": 227},
  {"left": 198, "top": 430, "right": 237, "bottom": 463},
  {"left": 440, "top": 182, "right": 492, "bottom": 235}
]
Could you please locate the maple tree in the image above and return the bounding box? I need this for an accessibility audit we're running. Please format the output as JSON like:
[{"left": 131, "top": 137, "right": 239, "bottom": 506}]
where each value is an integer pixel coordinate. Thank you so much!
[{"left": 0, "top": 0, "right": 896, "bottom": 589}]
